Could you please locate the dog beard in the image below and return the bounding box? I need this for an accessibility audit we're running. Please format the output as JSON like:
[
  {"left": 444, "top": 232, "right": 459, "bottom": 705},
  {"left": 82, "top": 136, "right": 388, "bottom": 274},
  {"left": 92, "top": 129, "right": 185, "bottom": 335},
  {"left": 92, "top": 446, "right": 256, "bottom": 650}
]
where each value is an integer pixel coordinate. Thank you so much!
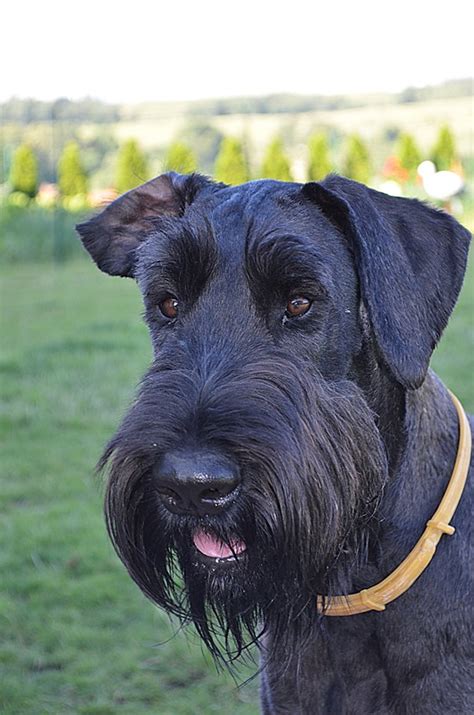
[{"left": 101, "top": 354, "right": 388, "bottom": 667}]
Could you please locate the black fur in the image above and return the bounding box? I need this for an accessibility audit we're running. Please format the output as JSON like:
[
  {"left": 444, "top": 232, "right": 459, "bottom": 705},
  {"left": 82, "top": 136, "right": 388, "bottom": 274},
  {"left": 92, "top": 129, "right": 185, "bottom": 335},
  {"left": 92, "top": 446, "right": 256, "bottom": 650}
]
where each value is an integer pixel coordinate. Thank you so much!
[{"left": 76, "top": 174, "right": 472, "bottom": 714}]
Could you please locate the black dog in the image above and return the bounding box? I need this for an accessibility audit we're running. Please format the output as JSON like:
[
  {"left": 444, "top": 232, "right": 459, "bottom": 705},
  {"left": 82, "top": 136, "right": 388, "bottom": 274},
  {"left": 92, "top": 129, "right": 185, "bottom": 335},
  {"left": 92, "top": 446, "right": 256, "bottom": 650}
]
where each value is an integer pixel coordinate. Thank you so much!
[{"left": 77, "top": 173, "right": 472, "bottom": 714}]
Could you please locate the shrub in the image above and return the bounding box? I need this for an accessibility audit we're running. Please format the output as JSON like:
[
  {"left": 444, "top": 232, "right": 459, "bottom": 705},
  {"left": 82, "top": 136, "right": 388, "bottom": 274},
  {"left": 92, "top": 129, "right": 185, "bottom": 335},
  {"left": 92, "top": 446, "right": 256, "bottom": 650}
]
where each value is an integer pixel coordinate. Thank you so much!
[
  {"left": 115, "top": 139, "right": 149, "bottom": 194},
  {"left": 214, "top": 137, "right": 250, "bottom": 184},
  {"left": 58, "top": 141, "right": 88, "bottom": 197},
  {"left": 431, "top": 125, "right": 457, "bottom": 170},
  {"left": 9, "top": 144, "right": 38, "bottom": 198},
  {"left": 307, "top": 133, "right": 331, "bottom": 181},
  {"left": 8, "top": 191, "right": 31, "bottom": 208},
  {"left": 397, "top": 133, "right": 422, "bottom": 180},
  {"left": 260, "top": 138, "right": 293, "bottom": 181},
  {"left": 164, "top": 142, "right": 197, "bottom": 173},
  {"left": 343, "top": 135, "right": 371, "bottom": 184}
]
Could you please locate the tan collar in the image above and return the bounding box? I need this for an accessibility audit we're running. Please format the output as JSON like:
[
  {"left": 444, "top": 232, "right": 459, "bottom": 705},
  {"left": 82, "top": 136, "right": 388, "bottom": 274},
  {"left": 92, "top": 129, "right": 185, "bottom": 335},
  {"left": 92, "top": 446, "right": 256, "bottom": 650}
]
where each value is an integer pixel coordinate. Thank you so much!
[{"left": 317, "top": 390, "right": 471, "bottom": 617}]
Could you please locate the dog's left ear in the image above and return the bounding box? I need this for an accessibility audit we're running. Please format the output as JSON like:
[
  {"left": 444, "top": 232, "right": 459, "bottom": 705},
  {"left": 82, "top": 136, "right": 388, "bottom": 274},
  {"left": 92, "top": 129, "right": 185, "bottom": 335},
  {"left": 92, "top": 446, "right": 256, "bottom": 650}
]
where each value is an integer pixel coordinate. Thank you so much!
[
  {"left": 303, "top": 176, "right": 471, "bottom": 389},
  {"left": 76, "top": 172, "right": 213, "bottom": 277}
]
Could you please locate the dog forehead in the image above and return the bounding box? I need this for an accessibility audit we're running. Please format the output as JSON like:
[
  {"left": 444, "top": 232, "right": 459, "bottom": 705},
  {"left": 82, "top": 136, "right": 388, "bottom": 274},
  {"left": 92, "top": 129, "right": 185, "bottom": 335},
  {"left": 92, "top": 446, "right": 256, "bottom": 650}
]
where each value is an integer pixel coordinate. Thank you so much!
[
  {"left": 199, "top": 180, "right": 342, "bottom": 261},
  {"left": 137, "top": 179, "right": 352, "bottom": 288}
]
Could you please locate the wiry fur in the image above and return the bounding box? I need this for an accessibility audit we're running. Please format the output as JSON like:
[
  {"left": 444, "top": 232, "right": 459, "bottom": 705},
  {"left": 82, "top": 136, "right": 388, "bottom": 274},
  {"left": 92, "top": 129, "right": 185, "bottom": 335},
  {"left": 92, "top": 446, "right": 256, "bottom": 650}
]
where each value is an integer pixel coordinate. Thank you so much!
[
  {"left": 102, "top": 357, "right": 387, "bottom": 666},
  {"left": 76, "top": 173, "right": 472, "bottom": 713}
]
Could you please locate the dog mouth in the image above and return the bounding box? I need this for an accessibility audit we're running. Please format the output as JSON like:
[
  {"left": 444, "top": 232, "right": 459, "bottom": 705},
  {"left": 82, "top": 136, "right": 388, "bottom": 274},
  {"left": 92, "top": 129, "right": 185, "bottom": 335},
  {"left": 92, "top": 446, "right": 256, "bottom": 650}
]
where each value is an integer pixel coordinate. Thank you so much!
[{"left": 192, "top": 529, "right": 247, "bottom": 563}]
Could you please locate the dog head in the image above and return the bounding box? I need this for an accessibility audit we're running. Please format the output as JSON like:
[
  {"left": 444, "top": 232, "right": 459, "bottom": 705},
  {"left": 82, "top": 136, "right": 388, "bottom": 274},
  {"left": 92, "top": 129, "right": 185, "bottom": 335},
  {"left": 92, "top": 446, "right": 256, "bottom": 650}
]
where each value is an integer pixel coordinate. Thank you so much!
[{"left": 77, "top": 173, "right": 470, "bottom": 663}]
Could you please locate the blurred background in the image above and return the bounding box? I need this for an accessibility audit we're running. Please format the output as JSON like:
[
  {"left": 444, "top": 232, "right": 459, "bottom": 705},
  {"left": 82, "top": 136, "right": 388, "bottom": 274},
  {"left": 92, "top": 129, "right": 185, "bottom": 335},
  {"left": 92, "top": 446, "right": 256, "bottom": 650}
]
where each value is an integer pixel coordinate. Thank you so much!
[{"left": 1, "top": 2, "right": 472, "bottom": 713}]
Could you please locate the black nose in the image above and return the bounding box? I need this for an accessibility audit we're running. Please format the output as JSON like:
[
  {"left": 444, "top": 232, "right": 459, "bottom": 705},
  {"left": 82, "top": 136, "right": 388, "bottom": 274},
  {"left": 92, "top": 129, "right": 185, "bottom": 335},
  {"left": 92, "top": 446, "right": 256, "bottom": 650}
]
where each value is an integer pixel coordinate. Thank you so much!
[{"left": 154, "top": 450, "right": 241, "bottom": 516}]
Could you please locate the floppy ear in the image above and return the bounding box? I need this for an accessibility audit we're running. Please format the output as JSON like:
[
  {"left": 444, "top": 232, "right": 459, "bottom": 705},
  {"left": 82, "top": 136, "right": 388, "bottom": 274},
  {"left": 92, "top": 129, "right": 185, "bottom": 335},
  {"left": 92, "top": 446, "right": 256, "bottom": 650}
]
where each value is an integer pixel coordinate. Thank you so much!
[
  {"left": 76, "top": 172, "right": 210, "bottom": 277},
  {"left": 303, "top": 175, "right": 471, "bottom": 389}
]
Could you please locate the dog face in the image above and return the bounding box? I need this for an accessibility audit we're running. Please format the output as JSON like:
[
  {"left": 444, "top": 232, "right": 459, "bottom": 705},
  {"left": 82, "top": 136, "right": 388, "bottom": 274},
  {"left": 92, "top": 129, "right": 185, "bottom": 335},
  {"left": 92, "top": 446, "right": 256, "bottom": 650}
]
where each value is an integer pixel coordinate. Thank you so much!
[{"left": 77, "top": 173, "right": 470, "bottom": 663}]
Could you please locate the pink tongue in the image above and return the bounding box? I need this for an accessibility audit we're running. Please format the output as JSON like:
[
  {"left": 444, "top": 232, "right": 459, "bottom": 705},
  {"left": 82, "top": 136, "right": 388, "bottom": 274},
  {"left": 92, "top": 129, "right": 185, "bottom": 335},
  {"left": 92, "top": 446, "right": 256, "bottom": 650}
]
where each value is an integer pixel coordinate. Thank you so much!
[{"left": 193, "top": 531, "right": 246, "bottom": 559}]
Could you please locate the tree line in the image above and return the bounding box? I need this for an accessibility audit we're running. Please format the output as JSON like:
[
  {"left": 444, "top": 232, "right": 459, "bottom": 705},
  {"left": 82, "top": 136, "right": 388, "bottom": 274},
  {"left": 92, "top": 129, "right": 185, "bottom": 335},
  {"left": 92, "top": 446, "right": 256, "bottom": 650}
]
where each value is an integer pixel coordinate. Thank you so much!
[
  {"left": 7, "top": 125, "right": 459, "bottom": 203},
  {"left": 2, "top": 78, "right": 470, "bottom": 122}
]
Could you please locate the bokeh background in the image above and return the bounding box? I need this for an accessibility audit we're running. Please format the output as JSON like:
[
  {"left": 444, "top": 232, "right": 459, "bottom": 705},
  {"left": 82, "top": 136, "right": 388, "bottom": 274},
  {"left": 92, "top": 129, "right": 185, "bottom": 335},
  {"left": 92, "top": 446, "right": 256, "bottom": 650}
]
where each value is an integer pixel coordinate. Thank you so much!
[{"left": 1, "top": 2, "right": 473, "bottom": 713}]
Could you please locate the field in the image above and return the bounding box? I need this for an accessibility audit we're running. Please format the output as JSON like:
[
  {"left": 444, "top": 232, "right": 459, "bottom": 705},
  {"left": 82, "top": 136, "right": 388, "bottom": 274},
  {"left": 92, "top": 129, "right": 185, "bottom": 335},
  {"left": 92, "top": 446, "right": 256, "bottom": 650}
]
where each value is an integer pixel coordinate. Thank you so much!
[
  {"left": 114, "top": 95, "right": 473, "bottom": 159},
  {"left": 0, "top": 262, "right": 259, "bottom": 714},
  {"left": 1, "top": 229, "right": 472, "bottom": 713}
]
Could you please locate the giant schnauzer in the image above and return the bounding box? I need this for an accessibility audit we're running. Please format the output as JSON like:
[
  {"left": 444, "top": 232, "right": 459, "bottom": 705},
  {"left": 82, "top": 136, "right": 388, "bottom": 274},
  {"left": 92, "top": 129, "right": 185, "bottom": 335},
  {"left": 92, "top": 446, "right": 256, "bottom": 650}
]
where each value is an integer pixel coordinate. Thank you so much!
[{"left": 77, "top": 173, "right": 472, "bottom": 714}]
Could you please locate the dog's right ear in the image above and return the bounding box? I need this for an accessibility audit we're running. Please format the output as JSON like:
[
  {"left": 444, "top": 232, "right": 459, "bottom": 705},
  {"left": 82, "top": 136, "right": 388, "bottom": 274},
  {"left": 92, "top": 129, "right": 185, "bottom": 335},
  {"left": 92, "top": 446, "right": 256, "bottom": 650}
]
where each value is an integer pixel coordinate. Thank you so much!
[{"left": 76, "top": 172, "right": 210, "bottom": 277}]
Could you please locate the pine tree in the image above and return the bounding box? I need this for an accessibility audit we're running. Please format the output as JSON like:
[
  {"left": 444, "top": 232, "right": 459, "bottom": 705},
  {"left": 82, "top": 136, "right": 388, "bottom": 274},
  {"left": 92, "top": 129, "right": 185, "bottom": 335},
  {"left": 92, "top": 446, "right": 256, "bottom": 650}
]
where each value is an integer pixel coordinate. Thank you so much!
[
  {"left": 164, "top": 142, "right": 197, "bottom": 173},
  {"left": 9, "top": 144, "right": 38, "bottom": 198},
  {"left": 58, "top": 141, "right": 88, "bottom": 197},
  {"left": 115, "top": 139, "right": 149, "bottom": 194},
  {"left": 214, "top": 137, "right": 250, "bottom": 184},
  {"left": 343, "top": 135, "right": 371, "bottom": 184},
  {"left": 307, "top": 133, "right": 331, "bottom": 181},
  {"left": 260, "top": 138, "right": 293, "bottom": 181},
  {"left": 397, "top": 133, "right": 422, "bottom": 180},
  {"left": 431, "top": 125, "right": 456, "bottom": 170}
]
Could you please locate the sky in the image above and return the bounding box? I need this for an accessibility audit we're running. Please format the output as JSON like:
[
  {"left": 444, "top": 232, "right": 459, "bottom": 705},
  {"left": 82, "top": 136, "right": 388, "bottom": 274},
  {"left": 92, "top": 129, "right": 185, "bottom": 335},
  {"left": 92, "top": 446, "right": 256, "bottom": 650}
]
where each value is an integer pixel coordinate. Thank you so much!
[{"left": 2, "top": 0, "right": 472, "bottom": 103}]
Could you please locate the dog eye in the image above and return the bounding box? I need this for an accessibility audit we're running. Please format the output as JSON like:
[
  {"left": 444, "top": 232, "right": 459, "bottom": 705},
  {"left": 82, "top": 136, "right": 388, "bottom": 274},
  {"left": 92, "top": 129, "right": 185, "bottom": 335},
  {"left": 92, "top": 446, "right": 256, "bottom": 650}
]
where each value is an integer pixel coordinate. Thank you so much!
[
  {"left": 159, "top": 296, "right": 179, "bottom": 320},
  {"left": 286, "top": 296, "right": 311, "bottom": 318}
]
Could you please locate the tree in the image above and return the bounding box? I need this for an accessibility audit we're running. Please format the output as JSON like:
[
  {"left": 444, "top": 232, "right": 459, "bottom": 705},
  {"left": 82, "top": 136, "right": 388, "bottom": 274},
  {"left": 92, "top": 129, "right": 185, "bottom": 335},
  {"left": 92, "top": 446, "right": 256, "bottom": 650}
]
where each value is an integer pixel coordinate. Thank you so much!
[
  {"left": 397, "top": 133, "right": 422, "bottom": 180},
  {"left": 260, "top": 138, "right": 293, "bottom": 181},
  {"left": 58, "top": 141, "right": 88, "bottom": 197},
  {"left": 115, "top": 139, "right": 149, "bottom": 194},
  {"left": 164, "top": 142, "right": 197, "bottom": 174},
  {"left": 214, "top": 137, "right": 250, "bottom": 184},
  {"left": 9, "top": 144, "right": 38, "bottom": 197},
  {"left": 343, "top": 135, "right": 371, "bottom": 184},
  {"left": 431, "top": 125, "right": 457, "bottom": 170},
  {"left": 307, "top": 133, "right": 332, "bottom": 181}
]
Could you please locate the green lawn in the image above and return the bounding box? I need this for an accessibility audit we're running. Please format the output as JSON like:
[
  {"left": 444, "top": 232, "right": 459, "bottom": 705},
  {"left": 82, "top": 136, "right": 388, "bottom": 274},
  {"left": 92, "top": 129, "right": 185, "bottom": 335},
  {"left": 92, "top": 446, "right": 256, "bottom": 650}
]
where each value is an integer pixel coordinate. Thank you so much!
[
  {"left": 0, "top": 250, "right": 472, "bottom": 714},
  {"left": 0, "top": 263, "right": 258, "bottom": 715}
]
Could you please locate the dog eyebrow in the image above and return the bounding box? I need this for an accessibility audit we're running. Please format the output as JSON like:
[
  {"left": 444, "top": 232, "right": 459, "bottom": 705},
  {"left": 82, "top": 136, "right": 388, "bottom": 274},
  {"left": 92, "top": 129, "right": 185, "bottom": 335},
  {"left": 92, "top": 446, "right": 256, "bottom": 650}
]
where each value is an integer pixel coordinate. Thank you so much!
[
  {"left": 246, "top": 232, "right": 331, "bottom": 296},
  {"left": 138, "top": 218, "right": 218, "bottom": 302}
]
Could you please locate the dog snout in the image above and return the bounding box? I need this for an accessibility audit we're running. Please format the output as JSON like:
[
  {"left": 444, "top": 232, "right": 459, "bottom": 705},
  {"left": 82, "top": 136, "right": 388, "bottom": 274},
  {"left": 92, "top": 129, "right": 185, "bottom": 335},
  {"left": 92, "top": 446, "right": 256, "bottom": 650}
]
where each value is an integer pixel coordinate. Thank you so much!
[{"left": 154, "top": 449, "right": 241, "bottom": 516}]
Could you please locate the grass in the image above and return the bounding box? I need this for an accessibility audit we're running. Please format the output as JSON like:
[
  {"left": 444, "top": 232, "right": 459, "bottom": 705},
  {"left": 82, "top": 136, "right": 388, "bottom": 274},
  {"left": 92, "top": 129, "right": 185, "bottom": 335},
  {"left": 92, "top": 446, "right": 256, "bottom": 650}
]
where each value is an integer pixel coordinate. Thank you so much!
[
  {"left": 0, "top": 204, "right": 88, "bottom": 264},
  {"left": 0, "top": 263, "right": 258, "bottom": 715},
  {"left": 0, "top": 235, "right": 472, "bottom": 713}
]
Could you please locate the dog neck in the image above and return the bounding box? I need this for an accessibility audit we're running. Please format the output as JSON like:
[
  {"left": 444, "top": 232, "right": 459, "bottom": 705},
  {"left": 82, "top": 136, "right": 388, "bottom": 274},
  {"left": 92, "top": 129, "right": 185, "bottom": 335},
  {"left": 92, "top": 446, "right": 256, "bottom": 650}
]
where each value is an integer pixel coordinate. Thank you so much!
[
  {"left": 379, "top": 370, "right": 464, "bottom": 551},
  {"left": 326, "top": 370, "right": 471, "bottom": 614}
]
